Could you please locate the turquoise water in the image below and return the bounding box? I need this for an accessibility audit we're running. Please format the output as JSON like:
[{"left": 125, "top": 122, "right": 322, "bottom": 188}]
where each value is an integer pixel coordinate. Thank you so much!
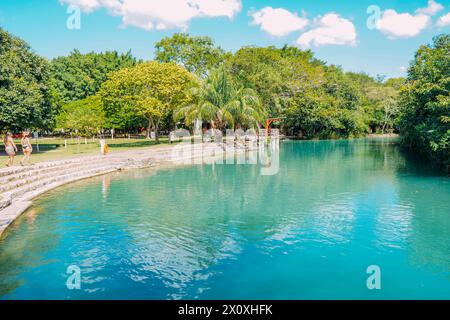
[{"left": 1, "top": 139, "right": 449, "bottom": 299}]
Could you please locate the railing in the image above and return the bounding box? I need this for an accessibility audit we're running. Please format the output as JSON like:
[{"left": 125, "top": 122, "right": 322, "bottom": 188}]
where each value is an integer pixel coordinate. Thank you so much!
[{"left": 259, "top": 129, "right": 280, "bottom": 138}]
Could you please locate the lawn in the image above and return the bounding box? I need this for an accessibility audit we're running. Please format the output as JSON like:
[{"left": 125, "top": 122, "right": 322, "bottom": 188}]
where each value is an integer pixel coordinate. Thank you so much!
[{"left": 0, "top": 136, "right": 171, "bottom": 168}]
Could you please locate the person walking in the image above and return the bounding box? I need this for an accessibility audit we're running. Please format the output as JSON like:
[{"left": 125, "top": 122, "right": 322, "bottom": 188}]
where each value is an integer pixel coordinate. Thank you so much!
[
  {"left": 4, "top": 132, "right": 18, "bottom": 167},
  {"left": 20, "top": 131, "right": 33, "bottom": 166}
]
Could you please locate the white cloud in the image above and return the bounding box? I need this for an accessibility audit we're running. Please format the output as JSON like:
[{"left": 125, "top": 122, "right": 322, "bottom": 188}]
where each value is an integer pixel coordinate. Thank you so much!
[
  {"left": 437, "top": 12, "right": 450, "bottom": 27},
  {"left": 296, "top": 13, "right": 357, "bottom": 48},
  {"left": 399, "top": 66, "right": 408, "bottom": 73},
  {"left": 61, "top": 0, "right": 120, "bottom": 13},
  {"left": 60, "top": 0, "right": 242, "bottom": 31},
  {"left": 375, "top": 9, "right": 430, "bottom": 39},
  {"left": 415, "top": 0, "right": 444, "bottom": 16},
  {"left": 250, "top": 7, "right": 308, "bottom": 37},
  {"left": 374, "top": 1, "right": 444, "bottom": 39}
]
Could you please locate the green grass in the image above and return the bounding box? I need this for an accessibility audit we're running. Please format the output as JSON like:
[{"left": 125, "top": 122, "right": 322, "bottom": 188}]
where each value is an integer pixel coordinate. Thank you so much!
[{"left": 0, "top": 137, "right": 171, "bottom": 168}]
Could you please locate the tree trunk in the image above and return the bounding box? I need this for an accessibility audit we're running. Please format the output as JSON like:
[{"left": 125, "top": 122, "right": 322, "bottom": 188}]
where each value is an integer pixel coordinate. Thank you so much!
[
  {"left": 210, "top": 120, "right": 216, "bottom": 139},
  {"left": 154, "top": 120, "right": 160, "bottom": 143},
  {"left": 382, "top": 115, "right": 389, "bottom": 134},
  {"left": 146, "top": 117, "right": 153, "bottom": 139}
]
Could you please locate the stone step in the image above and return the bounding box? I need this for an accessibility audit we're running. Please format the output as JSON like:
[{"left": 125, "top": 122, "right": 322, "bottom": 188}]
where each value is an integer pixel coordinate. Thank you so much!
[
  {"left": 0, "top": 143, "right": 234, "bottom": 207},
  {"left": 0, "top": 157, "right": 120, "bottom": 187},
  {"left": 0, "top": 143, "right": 254, "bottom": 238},
  {"left": 19, "top": 167, "right": 119, "bottom": 203},
  {"left": 0, "top": 155, "right": 108, "bottom": 178},
  {"left": 0, "top": 158, "right": 116, "bottom": 185},
  {"left": 0, "top": 200, "right": 32, "bottom": 236},
  {"left": 0, "top": 143, "right": 223, "bottom": 178},
  {"left": 2, "top": 164, "right": 121, "bottom": 205},
  {"left": 0, "top": 160, "right": 120, "bottom": 193},
  {"left": 0, "top": 197, "right": 11, "bottom": 210}
]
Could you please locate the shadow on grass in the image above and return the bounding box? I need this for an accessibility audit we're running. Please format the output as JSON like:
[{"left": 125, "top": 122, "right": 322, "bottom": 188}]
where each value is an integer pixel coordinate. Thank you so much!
[
  {"left": 0, "top": 139, "right": 170, "bottom": 158},
  {"left": 107, "top": 140, "right": 167, "bottom": 148},
  {"left": 0, "top": 144, "right": 60, "bottom": 156}
]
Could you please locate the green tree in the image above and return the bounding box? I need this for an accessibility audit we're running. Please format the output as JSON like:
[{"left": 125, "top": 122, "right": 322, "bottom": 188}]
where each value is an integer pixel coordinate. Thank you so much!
[
  {"left": 399, "top": 34, "right": 450, "bottom": 170},
  {"left": 228, "top": 47, "right": 285, "bottom": 118},
  {"left": 380, "top": 86, "right": 400, "bottom": 133},
  {"left": 155, "top": 33, "right": 228, "bottom": 78},
  {"left": 345, "top": 72, "right": 404, "bottom": 134},
  {"left": 99, "top": 61, "right": 197, "bottom": 141},
  {"left": 175, "top": 67, "right": 264, "bottom": 130},
  {"left": 228, "top": 46, "right": 324, "bottom": 119},
  {"left": 0, "top": 28, "right": 55, "bottom": 131},
  {"left": 230, "top": 46, "right": 367, "bottom": 138},
  {"left": 56, "top": 96, "right": 105, "bottom": 136},
  {"left": 50, "top": 50, "right": 138, "bottom": 104}
]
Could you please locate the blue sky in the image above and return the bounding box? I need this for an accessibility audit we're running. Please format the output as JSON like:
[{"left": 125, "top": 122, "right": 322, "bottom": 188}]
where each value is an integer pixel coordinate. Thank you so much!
[{"left": 0, "top": 0, "right": 449, "bottom": 78}]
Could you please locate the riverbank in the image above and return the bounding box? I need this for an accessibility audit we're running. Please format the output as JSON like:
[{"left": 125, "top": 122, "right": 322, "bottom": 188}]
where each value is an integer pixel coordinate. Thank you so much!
[
  {"left": 2, "top": 138, "right": 448, "bottom": 299},
  {"left": 283, "top": 133, "right": 399, "bottom": 140},
  {"left": 0, "top": 137, "right": 171, "bottom": 169},
  {"left": 0, "top": 142, "right": 240, "bottom": 239},
  {"left": 367, "top": 133, "right": 399, "bottom": 138},
  {"left": 1, "top": 134, "right": 397, "bottom": 169},
  {"left": 0, "top": 134, "right": 404, "bottom": 238}
]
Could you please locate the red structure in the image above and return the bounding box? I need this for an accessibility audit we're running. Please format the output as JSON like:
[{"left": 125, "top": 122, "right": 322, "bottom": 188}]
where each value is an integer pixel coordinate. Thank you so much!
[{"left": 264, "top": 117, "right": 284, "bottom": 139}]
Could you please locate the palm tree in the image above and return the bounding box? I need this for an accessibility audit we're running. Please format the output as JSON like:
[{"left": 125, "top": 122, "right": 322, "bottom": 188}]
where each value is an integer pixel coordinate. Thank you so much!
[{"left": 175, "top": 67, "right": 265, "bottom": 131}]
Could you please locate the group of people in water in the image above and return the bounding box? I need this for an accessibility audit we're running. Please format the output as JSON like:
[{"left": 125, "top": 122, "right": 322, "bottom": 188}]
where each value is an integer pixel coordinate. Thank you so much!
[{"left": 3, "top": 131, "right": 32, "bottom": 167}]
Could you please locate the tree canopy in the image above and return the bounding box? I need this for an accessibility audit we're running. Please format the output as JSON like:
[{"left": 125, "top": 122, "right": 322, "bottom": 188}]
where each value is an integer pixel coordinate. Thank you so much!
[
  {"left": 227, "top": 46, "right": 378, "bottom": 138},
  {"left": 399, "top": 34, "right": 450, "bottom": 169},
  {"left": 56, "top": 96, "right": 105, "bottom": 136},
  {"left": 175, "top": 67, "right": 264, "bottom": 130},
  {"left": 50, "top": 50, "right": 139, "bottom": 105},
  {"left": 155, "top": 33, "right": 228, "bottom": 78},
  {"left": 0, "top": 28, "right": 55, "bottom": 131},
  {"left": 98, "top": 61, "right": 197, "bottom": 140},
  {"left": 5, "top": 28, "right": 448, "bottom": 171}
]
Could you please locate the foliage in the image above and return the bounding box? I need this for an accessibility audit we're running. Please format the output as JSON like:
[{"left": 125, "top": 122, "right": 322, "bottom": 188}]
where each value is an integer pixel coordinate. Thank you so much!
[
  {"left": 155, "top": 33, "right": 228, "bottom": 78},
  {"left": 175, "top": 67, "right": 264, "bottom": 130},
  {"left": 228, "top": 46, "right": 373, "bottom": 138},
  {"left": 50, "top": 50, "right": 139, "bottom": 105},
  {"left": 346, "top": 73, "right": 404, "bottom": 133},
  {"left": 0, "top": 28, "right": 55, "bottom": 131},
  {"left": 98, "top": 61, "right": 197, "bottom": 140},
  {"left": 227, "top": 46, "right": 324, "bottom": 117},
  {"left": 2, "top": 28, "right": 422, "bottom": 148},
  {"left": 56, "top": 96, "right": 105, "bottom": 136},
  {"left": 399, "top": 34, "right": 450, "bottom": 169}
]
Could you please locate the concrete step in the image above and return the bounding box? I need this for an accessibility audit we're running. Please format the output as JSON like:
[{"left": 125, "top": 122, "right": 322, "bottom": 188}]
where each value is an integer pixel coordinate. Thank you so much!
[
  {"left": 0, "top": 162, "right": 118, "bottom": 194},
  {"left": 0, "top": 143, "right": 231, "bottom": 209},
  {"left": 0, "top": 143, "right": 222, "bottom": 178},
  {"left": 0, "top": 155, "right": 108, "bottom": 178},
  {"left": 19, "top": 167, "right": 119, "bottom": 203},
  {"left": 0, "top": 197, "right": 11, "bottom": 210},
  {"left": 0, "top": 143, "right": 255, "bottom": 238},
  {"left": 0, "top": 158, "right": 121, "bottom": 192},
  {"left": 0, "top": 200, "right": 32, "bottom": 236},
  {"left": 2, "top": 164, "right": 121, "bottom": 205}
]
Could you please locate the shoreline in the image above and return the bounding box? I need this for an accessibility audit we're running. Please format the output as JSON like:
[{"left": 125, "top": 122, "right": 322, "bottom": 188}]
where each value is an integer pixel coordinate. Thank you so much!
[
  {"left": 283, "top": 133, "right": 399, "bottom": 140},
  {"left": 0, "top": 135, "right": 400, "bottom": 239},
  {"left": 367, "top": 133, "right": 399, "bottom": 138},
  {"left": 0, "top": 142, "right": 253, "bottom": 239}
]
